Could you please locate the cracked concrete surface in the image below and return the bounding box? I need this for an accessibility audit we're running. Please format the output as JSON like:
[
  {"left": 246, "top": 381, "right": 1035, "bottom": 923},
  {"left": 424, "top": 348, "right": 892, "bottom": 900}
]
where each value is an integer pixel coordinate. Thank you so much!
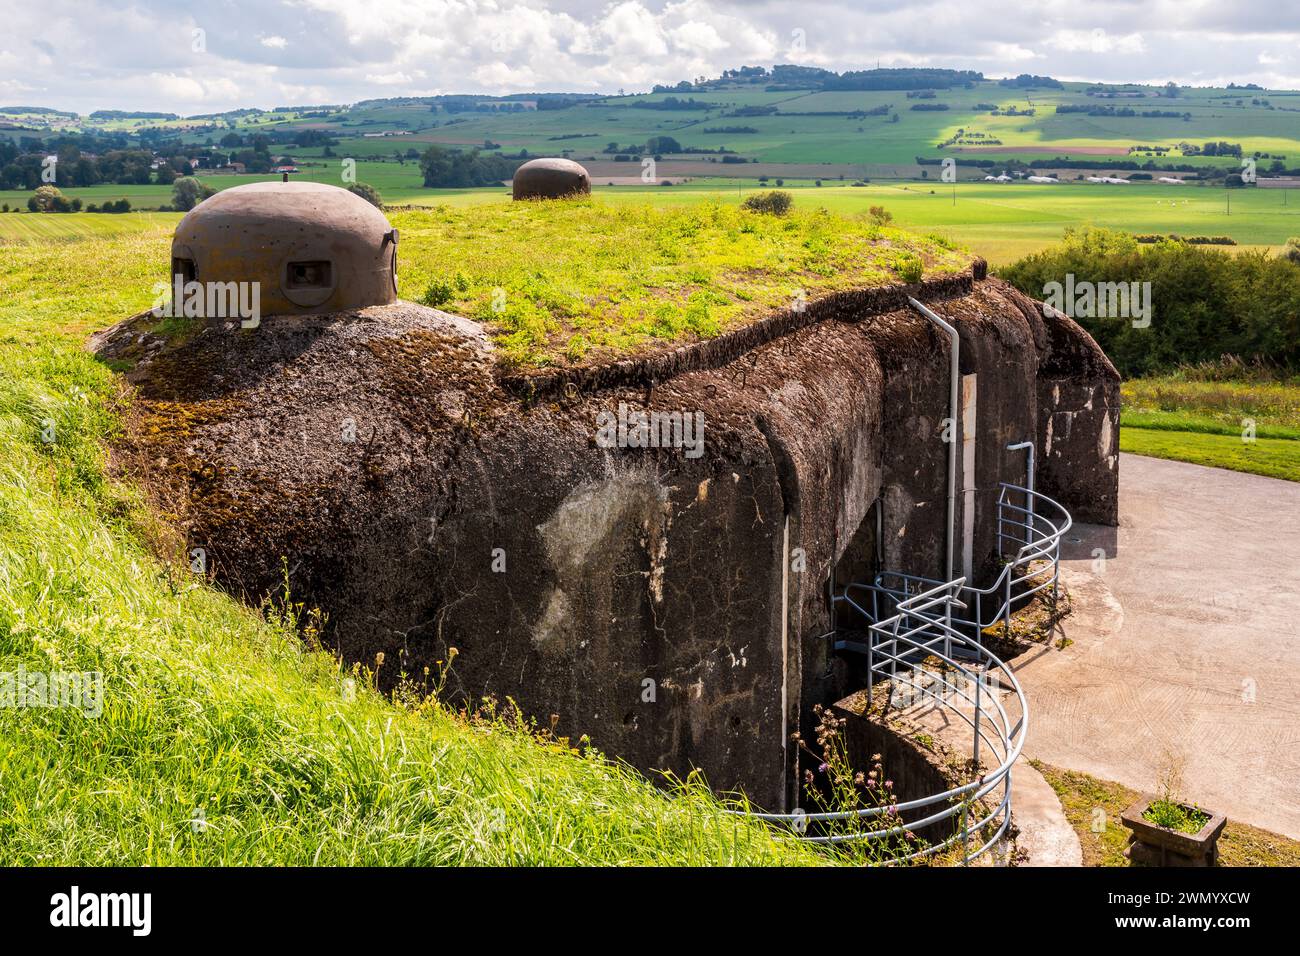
[{"left": 1015, "top": 453, "right": 1300, "bottom": 838}]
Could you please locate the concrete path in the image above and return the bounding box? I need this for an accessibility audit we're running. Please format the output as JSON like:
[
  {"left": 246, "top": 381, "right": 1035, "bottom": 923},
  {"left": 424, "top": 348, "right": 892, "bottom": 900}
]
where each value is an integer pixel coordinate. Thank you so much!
[
  {"left": 885, "top": 675, "right": 1081, "bottom": 865},
  {"left": 1015, "top": 453, "right": 1300, "bottom": 838},
  {"left": 1011, "top": 761, "right": 1083, "bottom": 866}
]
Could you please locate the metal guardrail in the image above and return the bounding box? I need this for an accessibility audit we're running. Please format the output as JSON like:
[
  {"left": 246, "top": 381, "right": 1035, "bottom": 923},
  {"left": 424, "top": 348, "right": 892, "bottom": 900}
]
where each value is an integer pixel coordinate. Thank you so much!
[
  {"left": 739, "top": 482, "right": 1071, "bottom": 865},
  {"left": 837, "top": 483, "right": 1073, "bottom": 651}
]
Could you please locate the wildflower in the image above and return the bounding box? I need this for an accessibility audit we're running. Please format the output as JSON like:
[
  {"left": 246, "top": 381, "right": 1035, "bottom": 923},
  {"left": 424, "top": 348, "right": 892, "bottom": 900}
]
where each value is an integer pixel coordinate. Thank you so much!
[
  {"left": 818, "top": 762, "right": 828, "bottom": 773},
  {"left": 885, "top": 779, "right": 894, "bottom": 789}
]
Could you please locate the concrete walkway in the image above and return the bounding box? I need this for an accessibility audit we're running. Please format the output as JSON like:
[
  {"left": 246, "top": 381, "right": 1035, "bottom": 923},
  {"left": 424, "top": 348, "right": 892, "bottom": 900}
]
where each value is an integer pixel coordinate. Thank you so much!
[
  {"left": 885, "top": 684, "right": 1083, "bottom": 865},
  {"left": 1015, "top": 453, "right": 1300, "bottom": 838}
]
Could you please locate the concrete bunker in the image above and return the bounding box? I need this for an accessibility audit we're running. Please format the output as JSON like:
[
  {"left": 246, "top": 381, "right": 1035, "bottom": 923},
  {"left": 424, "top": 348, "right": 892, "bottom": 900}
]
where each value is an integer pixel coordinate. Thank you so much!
[
  {"left": 512, "top": 157, "right": 591, "bottom": 200},
  {"left": 94, "top": 190, "right": 1120, "bottom": 858}
]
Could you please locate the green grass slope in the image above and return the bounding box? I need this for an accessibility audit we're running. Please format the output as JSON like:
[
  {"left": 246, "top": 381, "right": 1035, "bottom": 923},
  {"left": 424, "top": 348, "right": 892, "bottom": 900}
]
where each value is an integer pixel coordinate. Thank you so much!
[
  {"left": 1121, "top": 371, "right": 1300, "bottom": 481},
  {"left": 0, "top": 231, "right": 822, "bottom": 866}
]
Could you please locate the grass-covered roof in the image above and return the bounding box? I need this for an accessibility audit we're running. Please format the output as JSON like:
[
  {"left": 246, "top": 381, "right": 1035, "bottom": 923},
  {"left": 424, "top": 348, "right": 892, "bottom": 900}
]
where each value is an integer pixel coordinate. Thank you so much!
[{"left": 391, "top": 198, "right": 970, "bottom": 368}]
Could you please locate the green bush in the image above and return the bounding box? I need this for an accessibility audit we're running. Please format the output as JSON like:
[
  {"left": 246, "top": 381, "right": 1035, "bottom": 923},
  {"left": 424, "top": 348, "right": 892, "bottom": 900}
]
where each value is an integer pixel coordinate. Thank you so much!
[
  {"left": 420, "top": 278, "right": 455, "bottom": 307},
  {"left": 894, "top": 253, "right": 924, "bottom": 283},
  {"left": 171, "top": 176, "right": 216, "bottom": 211},
  {"left": 419, "top": 145, "right": 520, "bottom": 188},
  {"left": 1000, "top": 226, "right": 1300, "bottom": 376},
  {"left": 347, "top": 182, "right": 383, "bottom": 208},
  {"left": 741, "top": 190, "right": 792, "bottom": 215},
  {"left": 1143, "top": 799, "right": 1209, "bottom": 834},
  {"left": 28, "top": 185, "right": 65, "bottom": 212}
]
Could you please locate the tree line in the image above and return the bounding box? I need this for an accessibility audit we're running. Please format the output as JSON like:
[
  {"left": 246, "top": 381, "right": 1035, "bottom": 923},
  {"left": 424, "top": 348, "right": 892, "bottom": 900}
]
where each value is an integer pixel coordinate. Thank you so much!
[{"left": 1001, "top": 227, "right": 1300, "bottom": 375}]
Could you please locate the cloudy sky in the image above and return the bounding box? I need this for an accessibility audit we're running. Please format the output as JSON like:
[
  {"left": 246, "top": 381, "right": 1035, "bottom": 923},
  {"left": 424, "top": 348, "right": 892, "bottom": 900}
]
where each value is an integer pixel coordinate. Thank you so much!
[{"left": 3, "top": 0, "right": 1299, "bottom": 115}]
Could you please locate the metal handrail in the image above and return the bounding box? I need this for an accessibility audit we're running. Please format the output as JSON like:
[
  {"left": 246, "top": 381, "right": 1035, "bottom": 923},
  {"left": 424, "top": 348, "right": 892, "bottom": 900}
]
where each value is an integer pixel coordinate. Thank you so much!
[
  {"left": 838, "top": 483, "right": 1072, "bottom": 647},
  {"left": 743, "top": 579, "right": 1028, "bottom": 863},
  {"left": 739, "top": 483, "right": 1071, "bottom": 864}
]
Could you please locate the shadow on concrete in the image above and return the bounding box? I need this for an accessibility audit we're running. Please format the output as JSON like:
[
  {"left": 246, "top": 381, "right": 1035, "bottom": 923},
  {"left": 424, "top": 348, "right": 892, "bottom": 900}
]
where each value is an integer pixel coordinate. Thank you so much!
[{"left": 1061, "top": 521, "right": 1118, "bottom": 562}]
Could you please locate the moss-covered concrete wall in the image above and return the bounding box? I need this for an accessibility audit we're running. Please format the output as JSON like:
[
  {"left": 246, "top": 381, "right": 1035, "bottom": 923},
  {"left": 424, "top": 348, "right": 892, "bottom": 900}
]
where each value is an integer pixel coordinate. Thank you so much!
[{"left": 95, "top": 267, "right": 1118, "bottom": 811}]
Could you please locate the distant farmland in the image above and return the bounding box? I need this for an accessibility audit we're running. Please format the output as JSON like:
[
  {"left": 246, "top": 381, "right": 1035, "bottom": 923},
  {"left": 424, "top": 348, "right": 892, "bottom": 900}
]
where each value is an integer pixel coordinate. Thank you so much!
[{"left": 5, "top": 180, "right": 1297, "bottom": 267}]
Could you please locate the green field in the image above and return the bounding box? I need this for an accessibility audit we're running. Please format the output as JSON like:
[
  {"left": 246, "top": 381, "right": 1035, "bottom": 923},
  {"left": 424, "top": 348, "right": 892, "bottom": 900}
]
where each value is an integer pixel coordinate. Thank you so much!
[
  {"left": 1121, "top": 428, "right": 1300, "bottom": 481},
  {"left": 9, "top": 72, "right": 1300, "bottom": 266},
  {"left": 244, "top": 80, "right": 1300, "bottom": 169},
  {"left": 9, "top": 76, "right": 1300, "bottom": 175},
  {"left": 0, "top": 209, "right": 179, "bottom": 242},
  {"left": 386, "top": 200, "right": 963, "bottom": 366},
  {"left": 1121, "top": 371, "right": 1300, "bottom": 481},
  {"left": 6, "top": 178, "right": 1298, "bottom": 267}
]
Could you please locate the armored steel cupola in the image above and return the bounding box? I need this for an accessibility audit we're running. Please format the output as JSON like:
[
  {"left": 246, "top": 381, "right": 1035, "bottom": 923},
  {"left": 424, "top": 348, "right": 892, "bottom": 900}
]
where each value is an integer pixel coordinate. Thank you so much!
[
  {"left": 512, "top": 157, "right": 591, "bottom": 200},
  {"left": 170, "top": 181, "right": 399, "bottom": 316}
]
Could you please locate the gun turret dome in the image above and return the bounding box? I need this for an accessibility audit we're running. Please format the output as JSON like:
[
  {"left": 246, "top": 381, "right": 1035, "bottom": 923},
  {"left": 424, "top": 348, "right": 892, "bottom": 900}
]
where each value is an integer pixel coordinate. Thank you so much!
[
  {"left": 170, "top": 181, "right": 399, "bottom": 315},
  {"left": 512, "top": 157, "right": 591, "bottom": 200}
]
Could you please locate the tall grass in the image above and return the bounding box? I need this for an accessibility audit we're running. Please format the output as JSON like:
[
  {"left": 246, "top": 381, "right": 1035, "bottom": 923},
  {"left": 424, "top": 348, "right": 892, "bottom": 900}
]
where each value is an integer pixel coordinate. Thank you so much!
[
  {"left": 0, "top": 233, "right": 823, "bottom": 866},
  {"left": 1120, "top": 360, "right": 1300, "bottom": 480},
  {"left": 1123, "top": 367, "right": 1300, "bottom": 433}
]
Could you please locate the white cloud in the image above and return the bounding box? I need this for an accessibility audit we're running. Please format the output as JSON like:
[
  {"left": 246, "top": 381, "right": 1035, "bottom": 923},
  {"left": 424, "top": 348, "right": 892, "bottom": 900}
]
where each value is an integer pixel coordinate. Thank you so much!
[
  {"left": 1046, "top": 29, "right": 1147, "bottom": 56},
  {"left": 148, "top": 72, "right": 208, "bottom": 102},
  {"left": 600, "top": 2, "right": 670, "bottom": 58},
  {"left": 669, "top": 20, "right": 727, "bottom": 55},
  {"left": 0, "top": 1, "right": 1293, "bottom": 114},
  {"left": 473, "top": 62, "right": 538, "bottom": 88},
  {"left": 988, "top": 42, "right": 1040, "bottom": 63},
  {"left": 365, "top": 71, "right": 415, "bottom": 85}
]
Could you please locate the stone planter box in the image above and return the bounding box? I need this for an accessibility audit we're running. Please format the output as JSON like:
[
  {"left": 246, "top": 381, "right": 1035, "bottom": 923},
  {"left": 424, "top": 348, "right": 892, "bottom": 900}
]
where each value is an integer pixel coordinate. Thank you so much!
[{"left": 1120, "top": 796, "right": 1226, "bottom": 867}]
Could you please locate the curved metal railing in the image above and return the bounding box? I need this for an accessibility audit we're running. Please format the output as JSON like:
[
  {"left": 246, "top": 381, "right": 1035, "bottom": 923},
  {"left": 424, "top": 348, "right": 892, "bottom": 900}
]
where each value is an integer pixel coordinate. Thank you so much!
[
  {"left": 745, "top": 584, "right": 1027, "bottom": 864},
  {"left": 738, "top": 483, "right": 1070, "bottom": 864},
  {"left": 837, "top": 483, "right": 1073, "bottom": 651}
]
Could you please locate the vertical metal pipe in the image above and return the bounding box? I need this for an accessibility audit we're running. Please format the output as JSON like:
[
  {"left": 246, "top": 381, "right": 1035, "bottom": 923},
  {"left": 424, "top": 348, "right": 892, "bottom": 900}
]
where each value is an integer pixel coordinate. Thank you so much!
[
  {"left": 1007, "top": 440, "right": 1035, "bottom": 547},
  {"left": 908, "top": 297, "right": 960, "bottom": 663},
  {"left": 907, "top": 298, "right": 960, "bottom": 584},
  {"left": 875, "top": 498, "right": 883, "bottom": 567}
]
